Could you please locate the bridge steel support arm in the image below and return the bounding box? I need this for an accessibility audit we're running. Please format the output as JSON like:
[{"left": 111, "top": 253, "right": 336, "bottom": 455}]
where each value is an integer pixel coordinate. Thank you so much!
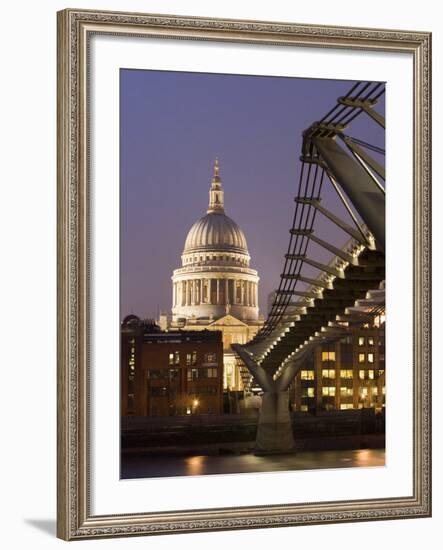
[
  {"left": 231, "top": 344, "right": 274, "bottom": 392},
  {"left": 275, "top": 352, "right": 308, "bottom": 392},
  {"left": 313, "top": 136, "right": 385, "bottom": 253}
]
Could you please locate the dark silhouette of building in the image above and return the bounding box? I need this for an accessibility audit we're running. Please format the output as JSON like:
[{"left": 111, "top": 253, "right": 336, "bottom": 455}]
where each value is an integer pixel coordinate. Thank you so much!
[{"left": 121, "top": 316, "right": 223, "bottom": 416}]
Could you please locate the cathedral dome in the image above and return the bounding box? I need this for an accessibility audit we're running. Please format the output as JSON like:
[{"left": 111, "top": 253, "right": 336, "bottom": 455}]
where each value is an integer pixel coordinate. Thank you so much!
[
  {"left": 183, "top": 212, "right": 248, "bottom": 255},
  {"left": 172, "top": 159, "right": 260, "bottom": 323}
]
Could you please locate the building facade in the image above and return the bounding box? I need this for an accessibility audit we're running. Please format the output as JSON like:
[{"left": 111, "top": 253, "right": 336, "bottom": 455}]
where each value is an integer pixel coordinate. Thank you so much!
[
  {"left": 161, "top": 159, "right": 263, "bottom": 390},
  {"left": 121, "top": 316, "right": 224, "bottom": 417},
  {"left": 289, "top": 319, "right": 385, "bottom": 413}
]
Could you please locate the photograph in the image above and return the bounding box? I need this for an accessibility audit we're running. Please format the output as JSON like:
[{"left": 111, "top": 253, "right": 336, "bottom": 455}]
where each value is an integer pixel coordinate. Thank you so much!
[
  {"left": 119, "top": 70, "right": 386, "bottom": 480},
  {"left": 55, "top": 8, "right": 431, "bottom": 539}
]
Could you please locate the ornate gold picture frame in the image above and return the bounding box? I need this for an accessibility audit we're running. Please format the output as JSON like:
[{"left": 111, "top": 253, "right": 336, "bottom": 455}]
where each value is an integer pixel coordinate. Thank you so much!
[{"left": 57, "top": 8, "right": 431, "bottom": 540}]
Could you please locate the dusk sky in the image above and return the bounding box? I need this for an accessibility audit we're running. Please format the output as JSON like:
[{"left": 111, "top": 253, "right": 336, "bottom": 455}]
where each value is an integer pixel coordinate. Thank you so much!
[{"left": 120, "top": 70, "right": 385, "bottom": 320}]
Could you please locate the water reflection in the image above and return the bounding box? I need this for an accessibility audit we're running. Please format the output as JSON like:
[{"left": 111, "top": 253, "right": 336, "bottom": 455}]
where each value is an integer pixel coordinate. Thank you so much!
[
  {"left": 185, "top": 455, "right": 205, "bottom": 476},
  {"left": 122, "top": 448, "right": 385, "bottom": 480}
]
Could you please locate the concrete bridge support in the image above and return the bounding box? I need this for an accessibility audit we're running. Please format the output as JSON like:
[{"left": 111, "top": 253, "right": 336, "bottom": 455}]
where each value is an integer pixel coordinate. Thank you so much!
[
  {"left": 232, "top": 344, "right": 305, "bottom": 453},
  {"left": 256, "top": 391, "right": 294, "bottom": 453}
]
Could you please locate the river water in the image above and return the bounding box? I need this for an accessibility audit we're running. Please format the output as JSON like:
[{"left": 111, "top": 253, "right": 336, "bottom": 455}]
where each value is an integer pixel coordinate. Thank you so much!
[{"left": 121, "top": 448, "right": 385, "bottom": 479}]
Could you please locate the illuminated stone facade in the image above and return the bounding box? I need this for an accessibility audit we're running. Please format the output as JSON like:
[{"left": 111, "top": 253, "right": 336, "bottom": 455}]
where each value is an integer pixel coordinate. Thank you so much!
[{"left": 162, "top": 159, "right": 263, "bottom": 390}]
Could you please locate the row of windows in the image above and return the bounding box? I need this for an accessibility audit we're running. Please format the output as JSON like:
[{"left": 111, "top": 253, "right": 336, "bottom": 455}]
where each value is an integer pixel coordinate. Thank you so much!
[
  {"left": 321, "top": 351, "right": 376, "bottom": 363},
  {"left": 149, "top": 383, "right": 220, "bottom": 397},
  {"left": 187, "top": 367, "right": 218, "bottom": 381},
  {"left": 148, "top": 367, "right": 219, "bottom": 380},
  {"left": 358, "top": 336, "right": 375, "bottom": 346},
  {"left": 168, "top": 351, "right": 217, "bottom": 366},
  {"left": 300, "top": 385, "right": 385, "bottom": 400},
  {"left": 359, "top": 352, "right": 375, "bottom": 363},
  {"left": 300, "top": 368, "right": 383, "bottom": 381},
  {"left": 300, "top": 401, "right": 385, "bottom": 412},
  {"left": 183, "top": 255, "right": 248, "bottom": 265}
]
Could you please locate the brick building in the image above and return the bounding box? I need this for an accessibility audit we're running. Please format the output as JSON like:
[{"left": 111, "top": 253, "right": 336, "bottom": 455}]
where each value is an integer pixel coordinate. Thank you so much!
[{"left": 121, "top": 316, "right": 224, "bottom": 417}]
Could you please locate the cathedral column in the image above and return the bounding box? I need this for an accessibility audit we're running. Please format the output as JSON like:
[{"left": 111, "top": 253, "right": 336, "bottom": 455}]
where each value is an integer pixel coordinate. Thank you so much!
[
  {"left": 191, "top": 280, "right": 195, "bottom": 305},
  {"left": 216, "top": 279, "right": 220, "bottom": 305},
  {"left": 225, "top": 279, "right": 229, "bottom": 305},
  {"left": 197, "top": 279, "right": 202, "bottom": 305},
  {"left": 241, "top": 280, "right": 245, "bottom": 305},
  {"left": 207, "top": 279, "right": 212, "bottom": 305},
  {"left": 255, "top": 283, "right": 258, "bottom": 307}
]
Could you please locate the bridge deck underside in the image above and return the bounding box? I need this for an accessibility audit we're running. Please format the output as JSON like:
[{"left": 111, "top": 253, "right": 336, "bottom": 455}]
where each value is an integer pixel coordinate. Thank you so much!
[{"left": 259, "top": 248, "right": 385, "bottom": 375}]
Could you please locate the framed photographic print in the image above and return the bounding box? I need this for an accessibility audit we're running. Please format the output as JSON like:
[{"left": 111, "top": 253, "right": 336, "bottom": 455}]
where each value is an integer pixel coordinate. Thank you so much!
[{"left": 57, "top": 8, "right": 431, "bottom": 540}]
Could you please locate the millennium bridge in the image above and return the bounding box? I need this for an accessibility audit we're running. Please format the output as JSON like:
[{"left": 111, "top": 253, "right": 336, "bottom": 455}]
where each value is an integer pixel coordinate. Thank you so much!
[{"left": 233, "top": 81, "right": 385, "bottom": 452}]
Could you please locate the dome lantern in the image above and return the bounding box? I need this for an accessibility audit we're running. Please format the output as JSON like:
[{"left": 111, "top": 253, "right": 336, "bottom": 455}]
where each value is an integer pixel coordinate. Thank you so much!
[{"left": 207, "top": 157, "right": 225, "bottom": 214}]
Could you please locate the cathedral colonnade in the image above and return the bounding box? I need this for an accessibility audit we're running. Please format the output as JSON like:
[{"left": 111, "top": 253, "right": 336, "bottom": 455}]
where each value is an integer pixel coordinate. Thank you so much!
[{"left": 173, "top": 278, "right": 259, "bottom": 308}]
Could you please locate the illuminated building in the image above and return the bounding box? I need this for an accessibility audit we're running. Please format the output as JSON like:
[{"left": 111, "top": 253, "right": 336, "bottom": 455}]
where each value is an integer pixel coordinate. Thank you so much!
[
  {"left": 160, "top": 159, "right": 263, "bottom": 391},
  {"left": 289, "top": 321, "right": 385, "bottom": 413},
  {"left": 121, "top": 316, "right": 223, "bottom": 416}
]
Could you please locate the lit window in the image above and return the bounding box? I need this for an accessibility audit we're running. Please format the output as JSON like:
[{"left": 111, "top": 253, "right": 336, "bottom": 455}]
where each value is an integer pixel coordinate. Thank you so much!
[
  {"left": 300, "top": 370, "right": 314, "bottom": 380},
  {"left": 207, "top": 367, "right": 218, "bottom": 378},
  {"left": 358, "top": 353, "right": 365, "bottom": 363},
  {"left": 307, "top": 387, "right": 315, "bottom": 398},
  {"left": 368, "top": 370, "right": 375, "bottom": 380},
  {"left": 192, "top": 351, "right": 197, "bottom": 366},
  {"left": 372, "top": 387, "right": 378, "bottom": 395},
  {"left": 340, "top": 369, "right": 353, "bottom": 379},
  {"left": 322, "top": 369, "right": 335, "bottom": 379},
  {"left": 187, "top": 368, "right": 198, "bottom": 381},
  {"left": 359, "top": 370, "right": 365, "bottom": 380},
  {"left": 340, "top": 387, "right": 354, "bottom": 396},
  {"left": 368, "top": 337, "right": 375, "bottom": 346},
  {"left": 358, "top": 336, "right": 365, "bottom": 346},
  {"left": 368, "top": 353, "right": 374, "bottom": 363},
  {"left": 300, "top": 405, "right": 308, "bottom": 412},
  {"left": 322, "top": 386, "right": 336, "bottom": 396},
  {"left": 174, "top": 351, "right": 180, "bottom": 365},
  {"left": 168, "top": 353, "right": 174, "bottom": 366},
  {"left": 340, "top": 403, "right": 353, "bottom": 410},
  {"left": 322, "top": 351, "right": 336, "bottom": 361},
  {"left": 205, "top": 352, "right": 217, "bottom": 363},
  {"left": 186, "top": 353, "right": 192, "bottom": 366}
]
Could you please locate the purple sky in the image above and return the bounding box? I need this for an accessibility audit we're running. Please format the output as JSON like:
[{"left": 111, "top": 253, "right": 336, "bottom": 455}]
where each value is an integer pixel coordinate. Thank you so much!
[{"left": 120, "top": 70, "right": 385, "bottom": 320}]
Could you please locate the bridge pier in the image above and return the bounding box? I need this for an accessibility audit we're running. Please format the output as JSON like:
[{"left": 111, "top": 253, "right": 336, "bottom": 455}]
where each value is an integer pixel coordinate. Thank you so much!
[{"left": 256, "top": 391, "right": 294, "bottom": 453}]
